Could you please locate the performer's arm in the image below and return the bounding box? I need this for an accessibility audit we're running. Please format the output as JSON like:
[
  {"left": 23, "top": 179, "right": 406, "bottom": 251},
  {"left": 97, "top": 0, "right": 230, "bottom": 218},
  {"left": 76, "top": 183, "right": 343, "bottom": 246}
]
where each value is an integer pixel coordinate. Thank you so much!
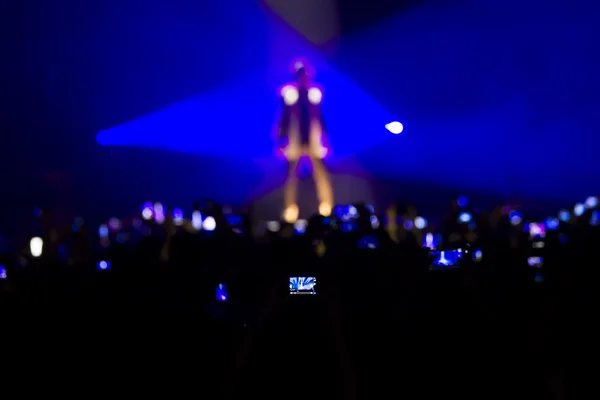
[
  {"left": 319, "top": 110, "right": 327, "bottom": 136},
  {"left": 278, "top": 97, "right": 291, "bottom": 138},
  {"left": 314, "top": 87, "right": 326, "bottom": 136}
]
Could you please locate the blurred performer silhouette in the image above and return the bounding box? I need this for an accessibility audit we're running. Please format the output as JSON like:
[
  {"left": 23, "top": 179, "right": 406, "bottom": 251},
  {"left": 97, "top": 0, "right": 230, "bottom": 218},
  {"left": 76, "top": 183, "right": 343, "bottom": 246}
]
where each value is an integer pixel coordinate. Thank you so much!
[{"left": 277, "top": 59, "right": 333, "bottom": 223}]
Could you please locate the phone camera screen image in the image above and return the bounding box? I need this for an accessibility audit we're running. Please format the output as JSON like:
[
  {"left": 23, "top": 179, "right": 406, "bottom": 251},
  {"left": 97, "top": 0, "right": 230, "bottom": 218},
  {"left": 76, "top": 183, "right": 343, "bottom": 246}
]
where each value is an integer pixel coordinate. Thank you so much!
[
  {"left": 216, "top": 283, "right": 228, "bottom": 302},
  {"left": 430, "top": 249, "right": 462, "bottom": 269},
  {"left": 289, "top": 277, "right": 316, "bottom": 295},
  {"left": 334, "top": 205, "right": 359, "bottom": 222},
  {"left": 528, "top": 257, "right": 544, "bottom": 268}
]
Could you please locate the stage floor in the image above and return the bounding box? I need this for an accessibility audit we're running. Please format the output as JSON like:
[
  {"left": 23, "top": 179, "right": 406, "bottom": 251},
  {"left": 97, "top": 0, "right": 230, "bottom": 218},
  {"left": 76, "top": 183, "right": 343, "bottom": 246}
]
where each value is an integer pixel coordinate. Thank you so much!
[
  {"left": 252, "top": 172, "right": 379, "bottom": 221},
  {"left": 250, "top": 165, "right": 566, "bottom": 222}
]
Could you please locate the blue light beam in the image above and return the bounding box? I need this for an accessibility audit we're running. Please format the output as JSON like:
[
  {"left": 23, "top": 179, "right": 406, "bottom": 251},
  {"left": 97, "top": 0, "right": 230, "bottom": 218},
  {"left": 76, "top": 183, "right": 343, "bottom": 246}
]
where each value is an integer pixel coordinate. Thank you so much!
[{"left": 96, "top": 67, "right": 397, "bottom": 161}]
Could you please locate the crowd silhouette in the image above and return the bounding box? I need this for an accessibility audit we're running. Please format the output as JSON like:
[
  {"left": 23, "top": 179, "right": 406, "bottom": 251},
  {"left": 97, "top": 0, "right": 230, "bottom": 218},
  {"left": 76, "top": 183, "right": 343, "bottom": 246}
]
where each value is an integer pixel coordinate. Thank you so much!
[{"left": 1, "top": 196, "right": 597, "bottom": 399}]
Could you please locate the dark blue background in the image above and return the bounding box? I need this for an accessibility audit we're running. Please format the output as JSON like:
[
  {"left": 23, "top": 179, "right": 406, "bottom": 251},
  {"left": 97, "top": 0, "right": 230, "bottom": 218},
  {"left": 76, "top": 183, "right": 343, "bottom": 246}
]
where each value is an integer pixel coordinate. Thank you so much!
[{"left": 3, "top": 0, "right": 599, "bottom": 232}]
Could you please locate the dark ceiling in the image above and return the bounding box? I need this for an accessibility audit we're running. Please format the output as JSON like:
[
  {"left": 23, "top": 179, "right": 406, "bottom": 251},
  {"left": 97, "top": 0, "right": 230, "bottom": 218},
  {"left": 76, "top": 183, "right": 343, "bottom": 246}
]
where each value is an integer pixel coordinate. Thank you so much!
[{"left": 338, "top": 0, "right": 425, "bottom": 35}]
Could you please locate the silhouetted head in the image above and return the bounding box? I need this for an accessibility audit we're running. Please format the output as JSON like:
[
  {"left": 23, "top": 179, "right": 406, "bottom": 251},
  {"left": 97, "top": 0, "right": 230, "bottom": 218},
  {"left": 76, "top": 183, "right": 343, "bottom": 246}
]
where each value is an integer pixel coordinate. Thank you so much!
[
  {"left": 296, "top": 67, "right": 310, "bottom": 87},
  {"left": 292, "top": 59, "right": 312, "bottom": 88}
]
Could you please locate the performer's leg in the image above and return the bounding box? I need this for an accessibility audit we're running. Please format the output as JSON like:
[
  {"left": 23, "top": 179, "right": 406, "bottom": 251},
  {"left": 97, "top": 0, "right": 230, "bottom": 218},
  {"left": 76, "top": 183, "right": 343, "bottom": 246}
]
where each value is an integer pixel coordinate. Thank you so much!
[
  {"left": 310, "top": 156, "right": 333, "bottom": 216},
  {"left": 283, "top": 157, "right": 300, "bottom": 223},
  {"left": 308, "top": 127, "right": 333, "bottom": 216}
]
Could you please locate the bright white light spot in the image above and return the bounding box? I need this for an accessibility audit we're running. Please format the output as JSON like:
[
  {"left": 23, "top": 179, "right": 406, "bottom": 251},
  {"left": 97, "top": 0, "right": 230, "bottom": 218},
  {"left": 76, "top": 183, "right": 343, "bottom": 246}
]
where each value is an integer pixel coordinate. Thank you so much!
[
  {"left": 414, "top": 216, "right": 427, "bottom": 229},
  {"left": 459, "top": 212, "right": 472, "bottom": 223},
  {"left": 385, "top": 121, "right": 403, "bottom": 134},
  {"left": 585, "top": 196, "right": 598, "bottom": 209},
  {"left": 202, "top": 216, "right": 216, "bottom": 231},
  {"left": 191, "top": 211, "right": 202, "bottom": 230},
  {"left": 424, "top": 233, "right": 435, "bottom": 249},
  {"left": 308, "top": 87, "right": 322, "bottom": 104},
  {"left": 574, "top": 203, "right": 585, "bottom": 216},
  {"left": 267, "top": 221, "right": 280, "bottom": 232},
  {"left": 142, "top": 207, "right": 153, "bottom": 220},
  {"left": 282, "top": 86, "right": 299, "bottom": 105},
  {"left": 173, "top": 208, "right": 184, "bottom": 226},
  {"left": 97, "top": 260, "right": 110, "bottom": 270},
  {"left": 154, "top": 202, "right": 165, "bottom": 223},
  {"left": 30, "top": 237, "right": 43, "bottom": 258},
  {"left": 370, "top": 215, "right": 379, "bottom": 229}
]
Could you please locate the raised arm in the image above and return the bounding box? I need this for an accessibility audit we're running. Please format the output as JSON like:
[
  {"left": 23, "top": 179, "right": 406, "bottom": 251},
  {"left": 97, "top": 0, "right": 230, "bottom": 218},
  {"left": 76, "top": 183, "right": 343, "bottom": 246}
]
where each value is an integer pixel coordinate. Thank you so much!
[
  {"left": 278, "top": 96, "right": 291, "bottom": 138},
  {"left": 319, "top": 109, "right": 327, "bottom": 136}
]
